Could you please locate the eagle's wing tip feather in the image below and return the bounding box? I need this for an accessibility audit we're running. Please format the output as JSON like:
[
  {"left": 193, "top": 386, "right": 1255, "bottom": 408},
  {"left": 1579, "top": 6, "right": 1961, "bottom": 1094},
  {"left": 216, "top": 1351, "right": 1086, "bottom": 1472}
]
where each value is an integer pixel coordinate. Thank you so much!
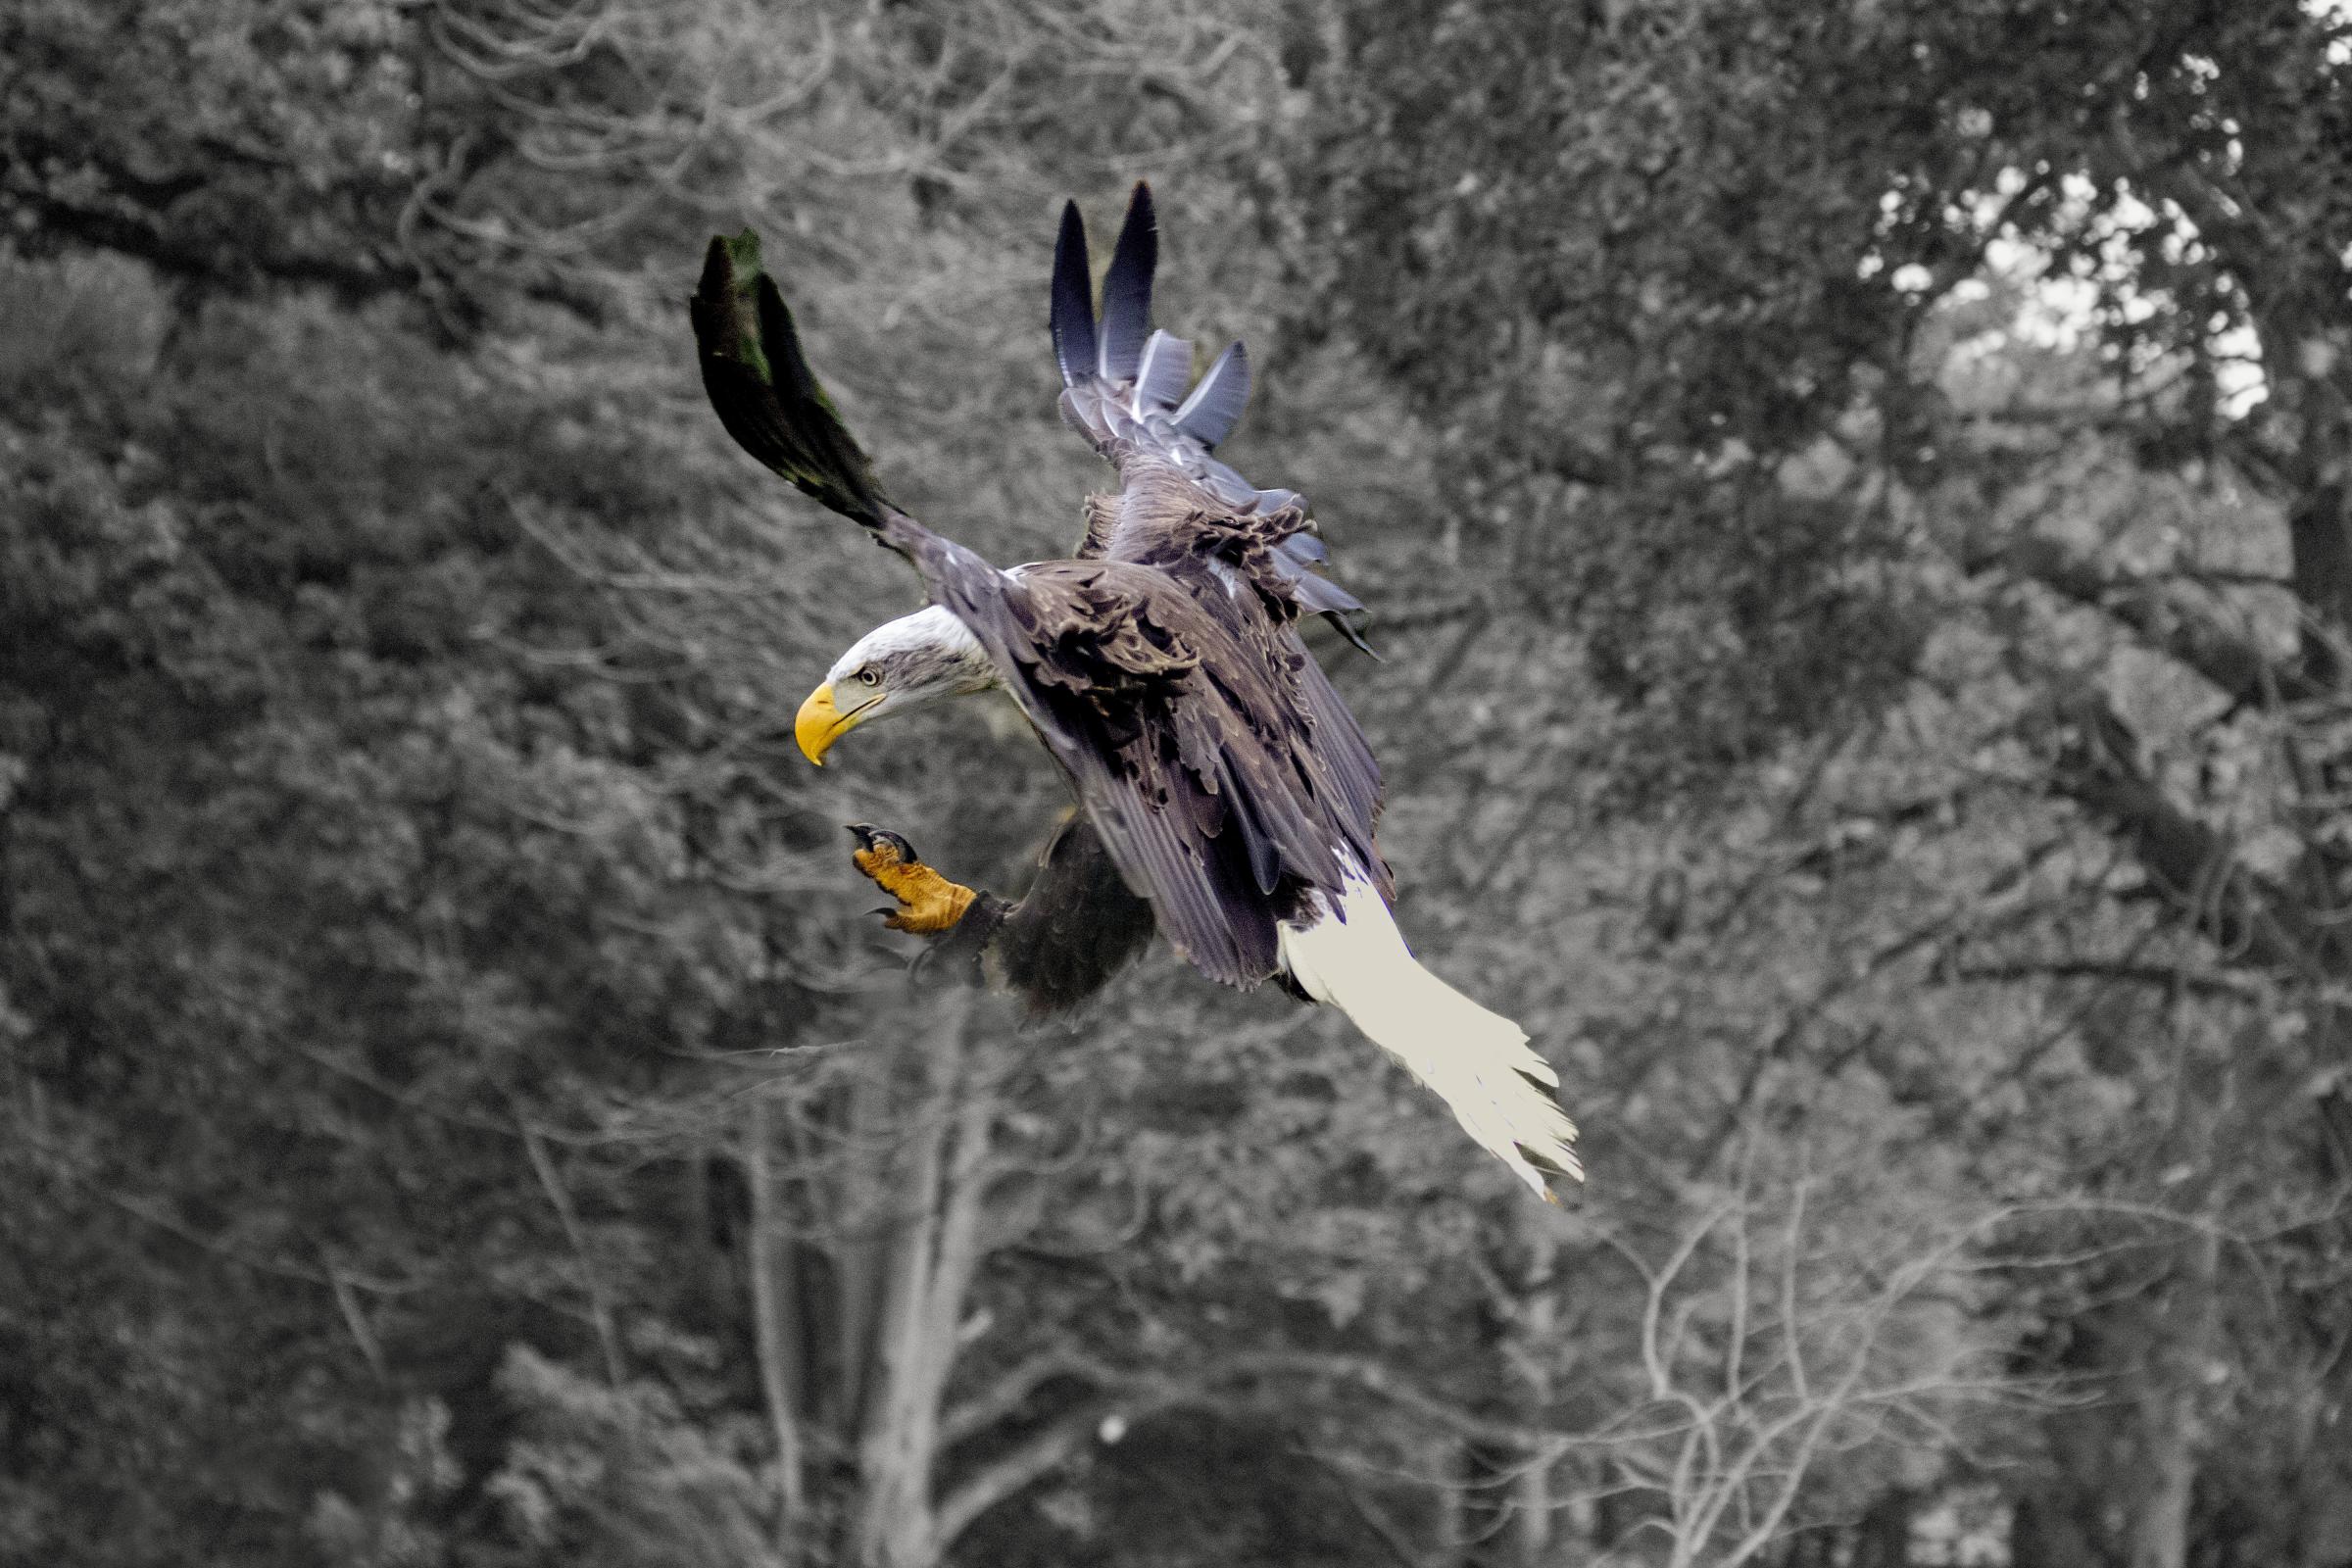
[
  {"left": 1051, "top": 199, "right": 1098, "bottom": 390},
  {"left": 1096, "top": 180, "right": 1159, "bottom": 385}
]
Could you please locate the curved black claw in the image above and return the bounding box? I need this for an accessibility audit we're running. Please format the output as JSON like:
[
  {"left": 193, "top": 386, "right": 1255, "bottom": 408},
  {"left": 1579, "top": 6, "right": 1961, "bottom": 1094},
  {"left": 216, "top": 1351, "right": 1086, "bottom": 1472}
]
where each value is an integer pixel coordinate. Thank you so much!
[{"left": 846, "top": 822, "right": 919, "bottom": 861}]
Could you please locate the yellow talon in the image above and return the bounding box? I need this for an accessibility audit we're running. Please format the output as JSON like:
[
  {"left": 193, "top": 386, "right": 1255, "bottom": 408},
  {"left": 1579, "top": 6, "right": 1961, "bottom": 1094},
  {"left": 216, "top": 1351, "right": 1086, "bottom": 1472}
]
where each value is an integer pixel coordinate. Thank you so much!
[{"left": 849, "top": 827, "right": 976, "bottom": 934}]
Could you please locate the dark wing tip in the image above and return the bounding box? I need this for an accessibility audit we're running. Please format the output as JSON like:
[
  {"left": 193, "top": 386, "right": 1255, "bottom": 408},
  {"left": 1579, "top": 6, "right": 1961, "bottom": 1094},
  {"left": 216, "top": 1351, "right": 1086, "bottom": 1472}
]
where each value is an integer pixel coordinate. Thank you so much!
[
  {"left": 691, "top": 230, "right": 768, "bottom": 378},
  {"left": 695, "top": 232, "right": 735, "bottom": 310},
  {"left": 1051, "top": 200, "right": 1098, "bottom": 390},
  {"left": 1097, "top": 182, "right": 1158, "bottom": 383},
  {"left": 690, "top": 225, "right": 892, "bottom": 525}
]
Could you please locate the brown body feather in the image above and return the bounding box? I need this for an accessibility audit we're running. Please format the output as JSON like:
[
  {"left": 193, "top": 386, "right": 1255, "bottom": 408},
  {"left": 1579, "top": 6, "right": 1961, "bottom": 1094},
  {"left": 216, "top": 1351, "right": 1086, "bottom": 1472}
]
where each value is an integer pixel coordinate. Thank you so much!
[{"left": 939, "top": 534, "right": 1386, "bottom": 987}]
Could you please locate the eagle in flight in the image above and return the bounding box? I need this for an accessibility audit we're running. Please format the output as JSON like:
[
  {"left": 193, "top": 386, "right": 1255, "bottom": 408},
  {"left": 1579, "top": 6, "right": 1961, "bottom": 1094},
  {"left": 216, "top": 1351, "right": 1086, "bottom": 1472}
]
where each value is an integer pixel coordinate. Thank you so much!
[{"left": 691, "top": 185, "right": 1581, "bottom": 1200}]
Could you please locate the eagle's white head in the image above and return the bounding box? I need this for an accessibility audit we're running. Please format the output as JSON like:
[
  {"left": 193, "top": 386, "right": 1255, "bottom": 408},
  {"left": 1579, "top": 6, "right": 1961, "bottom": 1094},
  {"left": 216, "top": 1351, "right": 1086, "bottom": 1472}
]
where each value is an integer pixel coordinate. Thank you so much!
[{"left": 794, "top": 605, "right": 1000, "bottom": 764}]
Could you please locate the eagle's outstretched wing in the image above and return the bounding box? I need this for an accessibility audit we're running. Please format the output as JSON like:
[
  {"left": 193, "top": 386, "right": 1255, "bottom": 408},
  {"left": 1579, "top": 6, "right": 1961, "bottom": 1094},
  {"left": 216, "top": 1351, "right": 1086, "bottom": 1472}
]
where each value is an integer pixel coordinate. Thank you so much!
[{"left": 1050, "top": 185, "right": 1374, "bottom": 656}]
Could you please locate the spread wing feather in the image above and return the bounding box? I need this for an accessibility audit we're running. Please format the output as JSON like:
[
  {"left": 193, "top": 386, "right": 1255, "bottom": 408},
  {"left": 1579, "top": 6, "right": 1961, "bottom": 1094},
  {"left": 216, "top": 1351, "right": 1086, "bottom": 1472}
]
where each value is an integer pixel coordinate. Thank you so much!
[
  {"left": 1049, "top": 203, "right": 1098, "bottom": 393},
  {"left": 1171, "top": 341, "right": 1250, "bottom": 449},
  {"left": 1132, "top": 329, "right": 1194, "bottom": 416},
  {"left": 1292, "top": 637, "right": 1384, "bottom": 837},
  {"left": 1097, "top": 182, "right": 1155, "bottom": 384}
]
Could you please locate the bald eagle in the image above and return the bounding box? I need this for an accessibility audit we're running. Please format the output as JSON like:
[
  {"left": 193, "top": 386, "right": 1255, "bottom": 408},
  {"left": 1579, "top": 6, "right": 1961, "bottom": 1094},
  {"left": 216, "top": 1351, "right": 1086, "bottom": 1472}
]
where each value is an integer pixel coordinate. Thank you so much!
[{"left": 691, "top": 185, "right": 1580, "bottom": 1200}]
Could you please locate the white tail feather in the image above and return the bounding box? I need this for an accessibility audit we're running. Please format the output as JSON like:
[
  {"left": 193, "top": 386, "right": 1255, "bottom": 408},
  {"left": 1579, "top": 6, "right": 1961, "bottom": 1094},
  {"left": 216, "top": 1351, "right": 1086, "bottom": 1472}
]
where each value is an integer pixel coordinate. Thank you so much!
[{"left": 1279, "top": 860, "right": 1582, "bottom": 1200}]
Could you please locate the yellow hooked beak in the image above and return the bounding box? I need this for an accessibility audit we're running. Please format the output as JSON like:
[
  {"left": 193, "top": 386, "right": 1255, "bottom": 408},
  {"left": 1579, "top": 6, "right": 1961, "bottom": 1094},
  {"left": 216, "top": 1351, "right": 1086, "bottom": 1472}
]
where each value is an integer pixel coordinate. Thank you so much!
[{"left": 794, "top": 682, "right": 874, "bottom": 765}]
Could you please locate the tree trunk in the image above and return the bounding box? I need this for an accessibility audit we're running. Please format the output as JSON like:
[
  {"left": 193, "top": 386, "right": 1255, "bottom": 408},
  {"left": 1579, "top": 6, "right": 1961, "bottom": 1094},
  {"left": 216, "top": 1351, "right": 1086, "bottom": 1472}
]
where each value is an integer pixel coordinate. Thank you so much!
[
  {"left": 845, "top": 992, "right": 987, "bottom": 1568},
  {"left": 2279, "top": 342, "right": 2352, "bottom": 691},
  {"left": 847, "top": 1052, "right": 951, "bottom": 1568},
  {"left": 1504, "top": 1226, "right": 1560, "bottom": 1568},
  {"left": 2009, "top": 1491, "right": 2113, "bottom": 1568},
  {"left": 746, "top": 1093, "right": 808, "bottom": 1561},
  {"left": 1460, "top": 1217, "right": 1571, "bottom": 1568},
  {"left": 1850, "top": 1488, "right": 1914, "bottom": 1568},
  {"left": 2131, "top": 1226, "right": 2219, "bottom": 1568}
]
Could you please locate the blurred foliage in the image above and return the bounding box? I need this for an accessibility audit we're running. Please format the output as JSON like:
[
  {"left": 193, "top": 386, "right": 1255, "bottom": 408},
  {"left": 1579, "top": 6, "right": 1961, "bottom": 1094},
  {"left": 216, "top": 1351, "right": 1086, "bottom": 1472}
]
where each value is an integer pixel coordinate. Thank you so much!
[{"left": 5, "top": 1, "right": 2351, "bottom": 1566}]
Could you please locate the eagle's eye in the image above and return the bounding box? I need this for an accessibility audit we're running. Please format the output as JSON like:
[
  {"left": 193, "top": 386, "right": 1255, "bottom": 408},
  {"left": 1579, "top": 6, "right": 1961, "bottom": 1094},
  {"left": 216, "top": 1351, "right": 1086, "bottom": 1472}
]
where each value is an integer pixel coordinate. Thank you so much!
[{"left": 855, "top": 666, "right": 881, "bottom": 688}]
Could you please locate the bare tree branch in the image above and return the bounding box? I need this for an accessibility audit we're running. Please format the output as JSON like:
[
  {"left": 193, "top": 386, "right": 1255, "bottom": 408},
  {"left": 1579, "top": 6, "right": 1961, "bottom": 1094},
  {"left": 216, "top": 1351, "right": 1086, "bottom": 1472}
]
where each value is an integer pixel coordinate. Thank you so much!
[
  {"left": 942, "top": 1348, "right": 1125, "bottom": 1449},
  {"left": 2043, "top": 690, "right": 2336, "bottom": 979},
  {"left": 930, "top": 1396, "right": 1144, "bottom": 1553},
  {"left": 1941, "top": 959, "right": 2265, "bottom": 1000},
  {"left": 1984, "top": 534, "right": 2324, "bottom": 708},
  {"left": 513, "top": 1100, "right": 626, "bottom": 1387}
]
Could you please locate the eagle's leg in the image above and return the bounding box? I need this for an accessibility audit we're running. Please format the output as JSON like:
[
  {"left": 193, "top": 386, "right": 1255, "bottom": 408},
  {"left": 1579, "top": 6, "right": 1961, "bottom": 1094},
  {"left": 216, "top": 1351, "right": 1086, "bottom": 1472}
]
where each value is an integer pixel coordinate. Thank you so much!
[
  {"left": 846, "top": 815, "right": 1155, "bottom": 1016},
  {"left": 848, "top": 824, "right": 978, "bottom": 934}
]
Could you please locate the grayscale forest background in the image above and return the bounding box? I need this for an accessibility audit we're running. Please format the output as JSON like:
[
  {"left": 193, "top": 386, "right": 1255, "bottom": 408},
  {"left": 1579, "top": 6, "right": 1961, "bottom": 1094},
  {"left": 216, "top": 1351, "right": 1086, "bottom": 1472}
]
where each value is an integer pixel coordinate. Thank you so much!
[{"left": 6, "top": 2, "right": 2351, "bottom": 1564}]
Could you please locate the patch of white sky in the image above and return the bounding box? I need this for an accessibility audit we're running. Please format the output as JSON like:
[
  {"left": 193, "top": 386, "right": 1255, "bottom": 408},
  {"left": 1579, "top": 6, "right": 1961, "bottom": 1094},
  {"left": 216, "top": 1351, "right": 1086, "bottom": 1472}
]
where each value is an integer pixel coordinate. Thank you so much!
[
  {"left": 1904, "top": 169, "right": 2265, "bottom": 417},
  {"left": 1864, "top": 164, "right": 2270, "bottom": 417},
  {"left": 1856, "top": 0, "right": 2352, "bottom": 419}
]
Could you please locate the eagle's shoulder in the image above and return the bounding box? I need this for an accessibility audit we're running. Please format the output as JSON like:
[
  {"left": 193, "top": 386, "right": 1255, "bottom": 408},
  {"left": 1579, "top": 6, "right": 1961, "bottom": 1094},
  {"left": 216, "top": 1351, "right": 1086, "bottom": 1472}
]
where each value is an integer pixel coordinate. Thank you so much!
[{"left": 1004, "top": 558, "right": 1204, "bottom": 694}]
